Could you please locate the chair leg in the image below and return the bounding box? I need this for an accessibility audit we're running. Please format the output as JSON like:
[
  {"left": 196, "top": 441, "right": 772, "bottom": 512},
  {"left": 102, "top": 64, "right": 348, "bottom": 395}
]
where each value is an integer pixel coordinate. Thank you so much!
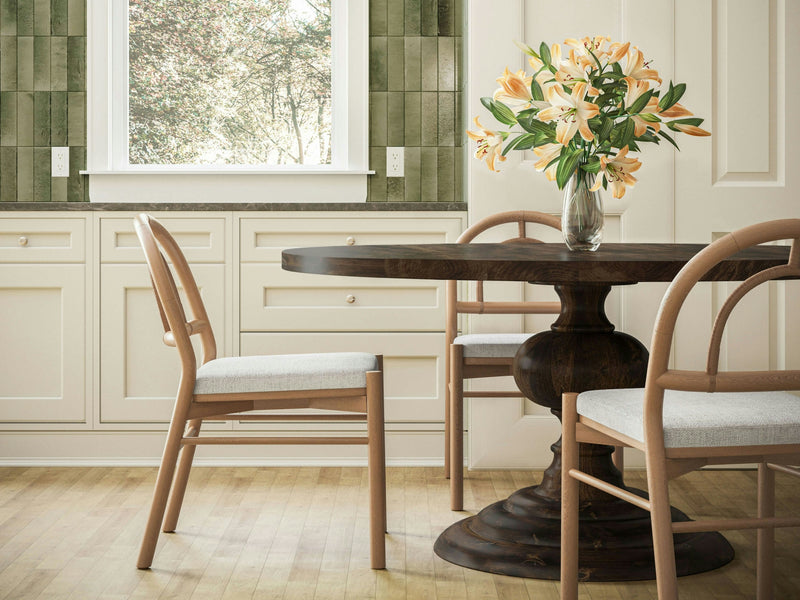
[
  {"left": 645, "top": 453, "right": 679, "bottom": 600},
  {"left": 162, "top": 418, "right": 202, "bottom": 533},
  {"left": 757, "top": 462, "right": 775, "bottom": 600},
  {"left": 560, "top": 393, "right": 579, "bottom": 600},
  {"left": 137, "top": 406, "right": 189, "bottom": 569},
  {"left": 367, "top": 370, "right": 386, "bottom": 569},
  {"left": 449, "top": 344, "right": 464, "bottom": 511},
  {"left": 444, "top": 347, "right": 451, "bottom": 479}
]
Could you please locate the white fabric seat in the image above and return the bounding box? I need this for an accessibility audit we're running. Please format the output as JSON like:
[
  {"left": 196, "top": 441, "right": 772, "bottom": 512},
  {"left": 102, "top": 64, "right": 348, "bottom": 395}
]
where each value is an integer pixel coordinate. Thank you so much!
[
  {"left": 577, "top": 388, "right": 800, "bottom": 448},
  {"left": 453, "top": 333, "right": 534, "bottom": 358},
  {"left": 194, "top": 352, "right": 379, "bottom": 395}
]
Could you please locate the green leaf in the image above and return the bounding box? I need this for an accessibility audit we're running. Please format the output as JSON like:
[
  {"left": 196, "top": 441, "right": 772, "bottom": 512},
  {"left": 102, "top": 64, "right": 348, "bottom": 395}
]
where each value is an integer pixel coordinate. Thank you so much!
[
  {"left": 666, "top": 117, "right": 704, "bottom": 131},
  {"left": 539, "top": 42, "right": 551, "bottom": 68},
  {"left": 531, "top": 78, "right": 544, "bottom": 102},
  {"left": 555, "top": 148, "right": 582, "bottom": 190},
  {"left": 518, "top": 115, "right": 555, "bottom": 138},
  {"left": 485, "top": 100, "right": 518, "bottom": 126},
  {"left": 627, "top": 89, "right": 654, "bottom": 115},
  {"left": 639, "top": 112, "right": 662, "bottom": 123},
  {"left": 502, "top": 133, "right": 537, "bottom": 155},
  {"left": 598, "top": 116, "right": 614, "bottom": 142},
  {"left": 580, "top": 159, "right": 602, "bottom": 174},
  {"left": 658, "top": 129, "right": 681, "bottom": 150},
  {"left": 659, "top": 81, "right": 686, "bottom": 111}
]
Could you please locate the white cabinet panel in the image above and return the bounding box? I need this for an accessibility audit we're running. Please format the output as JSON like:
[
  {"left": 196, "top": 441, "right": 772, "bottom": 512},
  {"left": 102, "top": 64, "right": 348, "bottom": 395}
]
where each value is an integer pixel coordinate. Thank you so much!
[
  {"left": 0, "top": 218, "right": 85, "bottom": 262},
  {"left": 0, "top": 265, "right": 85, "bottom": 423},
  {"left": 240, "top": 332, "right": 445, "bottom": 423},
  {"left": 100, "top": 217, "right": 227, "bottom": 263}
]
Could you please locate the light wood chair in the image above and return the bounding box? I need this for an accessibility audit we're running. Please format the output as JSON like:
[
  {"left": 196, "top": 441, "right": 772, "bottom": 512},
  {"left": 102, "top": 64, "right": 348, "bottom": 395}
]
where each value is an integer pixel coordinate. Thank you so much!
[
  {"left": 446, "top": 210, "right": 562, "bottom": 510},
  {"left": 560, "top": 219, "right": 800, "bottom": 600},
  {"left": 133, "top": 214, "right": 387, "bottom": 570}
]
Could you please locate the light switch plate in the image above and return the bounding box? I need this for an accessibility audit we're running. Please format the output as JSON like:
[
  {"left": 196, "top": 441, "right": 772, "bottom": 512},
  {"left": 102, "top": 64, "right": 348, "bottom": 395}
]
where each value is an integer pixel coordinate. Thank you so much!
[{"left": 52, "top": 147, "right": 69, "bottom": 177}]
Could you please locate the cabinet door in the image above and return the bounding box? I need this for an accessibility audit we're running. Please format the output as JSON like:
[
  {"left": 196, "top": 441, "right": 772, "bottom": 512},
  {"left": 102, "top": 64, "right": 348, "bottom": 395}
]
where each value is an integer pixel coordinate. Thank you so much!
[
  {"left": 0, "top": 265, "right": 86, "bottom": 423},
  {"left": 99, "top": 264, "right": 226, "bottom": 424}
]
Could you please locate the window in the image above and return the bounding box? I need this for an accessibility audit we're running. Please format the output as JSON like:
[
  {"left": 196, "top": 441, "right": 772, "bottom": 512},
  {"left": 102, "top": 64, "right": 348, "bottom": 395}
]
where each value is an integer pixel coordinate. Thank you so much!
[{"left": 86, "top": 0, "right": 368, "bottom": 203}]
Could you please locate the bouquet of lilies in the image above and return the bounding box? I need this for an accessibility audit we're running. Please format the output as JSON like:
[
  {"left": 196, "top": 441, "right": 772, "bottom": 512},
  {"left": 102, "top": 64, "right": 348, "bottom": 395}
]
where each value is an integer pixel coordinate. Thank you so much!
[{"left": 468, "top": 36, "right": 710, "bottom": 198}]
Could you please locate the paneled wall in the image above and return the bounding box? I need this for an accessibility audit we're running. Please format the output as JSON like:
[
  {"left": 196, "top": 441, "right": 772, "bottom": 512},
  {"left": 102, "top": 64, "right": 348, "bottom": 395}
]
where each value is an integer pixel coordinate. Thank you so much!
[
  {"left": 0, "top": 0, "right": 465, "bottom": 203},
  {"left": 0, "top": 0, "right": 88, "bottom": 202}
]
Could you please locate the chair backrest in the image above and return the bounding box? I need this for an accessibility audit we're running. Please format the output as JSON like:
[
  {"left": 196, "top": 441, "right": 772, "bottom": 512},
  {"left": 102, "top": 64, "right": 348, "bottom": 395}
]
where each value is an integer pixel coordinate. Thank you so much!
[
  {"left": 446, "top": 210, "right": 562, "bottom": 345},
  {"left": 133, "top": 214, "right": 217, "bottom": 386},
  {"left": 643, "top": 218, "right": 800, "bottom": 444}
]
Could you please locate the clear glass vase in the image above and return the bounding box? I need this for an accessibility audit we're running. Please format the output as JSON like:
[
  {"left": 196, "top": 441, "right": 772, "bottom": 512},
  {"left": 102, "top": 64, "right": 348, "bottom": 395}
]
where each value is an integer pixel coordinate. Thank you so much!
[{"left": 561, "top": 167, "right": 603, "bottom": 251}]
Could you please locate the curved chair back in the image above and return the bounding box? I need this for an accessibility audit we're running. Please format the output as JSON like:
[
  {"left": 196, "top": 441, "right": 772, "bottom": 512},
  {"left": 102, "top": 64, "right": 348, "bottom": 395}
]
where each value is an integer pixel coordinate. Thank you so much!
[
  {"left": 446, "top": 210, "right": 562, "bottom": 344},
  {"left": 133, "top": 214, "right": 217, "bottom": 387},
  {"left": 644, "top": 218, "right": 800, "bottom": 446}
]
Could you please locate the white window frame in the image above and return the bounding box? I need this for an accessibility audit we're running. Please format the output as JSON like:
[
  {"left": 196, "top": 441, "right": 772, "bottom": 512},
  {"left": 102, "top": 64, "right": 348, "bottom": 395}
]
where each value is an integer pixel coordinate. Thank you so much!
[{"left": 85, "top": 0, "right": 369, "bottom": 203}]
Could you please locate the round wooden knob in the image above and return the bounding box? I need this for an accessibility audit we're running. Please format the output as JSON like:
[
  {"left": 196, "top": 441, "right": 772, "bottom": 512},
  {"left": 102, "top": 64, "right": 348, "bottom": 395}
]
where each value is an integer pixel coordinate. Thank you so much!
[
  {"left": 18, "top": 236, "right": 28, "bottom": 247},
  {"left": 346, "top": 236, "right": 356, "bottom": 246},
  {"left": 346, "top": 294, "right": 356, "bottom": 304}
]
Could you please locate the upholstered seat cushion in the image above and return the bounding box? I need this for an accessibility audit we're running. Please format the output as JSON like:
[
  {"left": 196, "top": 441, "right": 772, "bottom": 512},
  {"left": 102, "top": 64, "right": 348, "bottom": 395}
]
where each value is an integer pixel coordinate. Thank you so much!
[
  {"left": 194, "top": 352, "right": 379, "bottom": 395},
  {"left": 577, "top": 388, "right": 800, "bottom": 448},
  {"left": 453, "top": 333, "right": 534, "bottom": 358}
]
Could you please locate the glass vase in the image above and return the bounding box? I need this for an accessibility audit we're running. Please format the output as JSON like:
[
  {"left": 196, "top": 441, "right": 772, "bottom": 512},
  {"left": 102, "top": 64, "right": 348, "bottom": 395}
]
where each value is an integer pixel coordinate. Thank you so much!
[{"left": 561, "top": 167, "right": 603, "bottom": 251}]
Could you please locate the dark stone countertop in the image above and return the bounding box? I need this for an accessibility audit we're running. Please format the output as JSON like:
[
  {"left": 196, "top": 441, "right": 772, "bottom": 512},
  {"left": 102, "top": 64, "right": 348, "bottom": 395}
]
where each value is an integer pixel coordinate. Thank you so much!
[{"left": 0, "top": 202, "right": 467, "bottom": 212}]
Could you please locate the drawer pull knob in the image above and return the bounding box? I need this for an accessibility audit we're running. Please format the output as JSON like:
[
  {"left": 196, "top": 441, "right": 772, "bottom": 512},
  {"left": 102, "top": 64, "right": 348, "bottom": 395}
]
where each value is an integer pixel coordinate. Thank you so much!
[
  {"left": 346, "top": 236, "right": 356, "bottom": 246},
  {"left": 346, "top": 295, "right": 356, "bottom": 304},
  {"left": 18, "top": 236, "right": 28, "bottom": 247}
]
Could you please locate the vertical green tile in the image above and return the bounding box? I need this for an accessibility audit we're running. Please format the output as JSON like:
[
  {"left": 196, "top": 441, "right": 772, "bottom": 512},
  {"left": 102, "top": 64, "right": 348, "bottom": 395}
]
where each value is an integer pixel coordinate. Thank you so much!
[
  {"left": 369, "top": 91, "right": 387, "bottom": 147},
  {"left": 49, "top": 89, "right": 65, "bottom": 144},
  {"left": 0, "top": 91, "right": 16, "bottom": 146},
  {"left": 50, "top": 35, "right": 66, "bottom": 89},
  {"left": 403, "top": 91, "right": 421, "bottom": 146},
  {"left": 404, "top": 0, "right": 421, "bottom": 36},
  {"left": 66, "top": 0, "right": 83, "bottom": 36},
  {"left": 32, "top": 90, "right": 47, "bottom": 144},
  {"left": 438, "top": 0, "right": 455, "bottom": 36},
  {"left": 369, "top": 36, "right": 388, "bottom": 91},
  {"left": 32, "top": 145, "right": 49, "bottom": 201},
  {"left": 33, "top": 0, "right": 48, "bottom": 34},
  {"left": 387, "top": 0, "right": 403, "bottom": 36},
  {"left": 51, "top": 0, "right": 67, "bottom": 36},
  {"left": 453, "top": 0, "right": 463, "bottom": 36},
  {"left": 16, "top": 0, "right": 32, "bottom": 35},
  {"left": 421, "top": 0, "right": 438, "bottom": 36},
  {"left": 0, "top": 147, "right": 16, "bottom": 201},
  {"left": 438, "top": 36, "right": 454, "bottom": 91},
  {"left": 436, "top": 146, "right": 454, "bottom": 202},
  {"left": 420, "top": 91, "right": 437, "bottom": 146},
  {"left": 66, "top": 144, "right": 84, "bottom": 201},
  {"left": 437, "top": 91, "right": 454, "bottom": 146},
  {"left": 369, "top": 0, "right": 387, "bottom": 37},
  {"left": 1, "top": 0, "right": 18, "bottom": 36},
  {"left": 16, "top": 144, "right": 31, "bottom": 199},
  {"left": 420, "top": 37, "right": 437, "bottom": 91},
  {"left": 16, "top": 89, "right": 32, "bottom": 145},
  {"left": 33, "top": 35, "right": 49, "bottom": 89},
  {"left": 387, "top": 176, "right": 404, "bottom": 202},
  {"left": 67, "top": 89, "right": 83, "bottom": 145},
  {"left": 17, "top": 35, "right": 33, "bottom": 89},
  {"left": 387, "top": 92, "right": 404, "bottom": 146},
  {"left": 1, "top": 36, "right": 17, "bottom": 88},
  {"left": 66, "top": 35, "right": 84, "bottom": 91},
  {"left": 454, "top": 36, "right": 463, "bottom": 91},
  {"left": 404, "top": 37, "right": 421, "bottom": 91},
  {"left": 50, "top": 170, "right": 67, "bottom": 201},
  {"left": 368, "top": 146, "right": 387, "bottom": 201},
  {"left": 404, "top": 146, "right": 421, "bottom": 202},
  {"left": 387, "top": 37, "right": 404, "bottom": 91},
  {"left": 420, "top": 146, "right": 437, "bottom": 202}
]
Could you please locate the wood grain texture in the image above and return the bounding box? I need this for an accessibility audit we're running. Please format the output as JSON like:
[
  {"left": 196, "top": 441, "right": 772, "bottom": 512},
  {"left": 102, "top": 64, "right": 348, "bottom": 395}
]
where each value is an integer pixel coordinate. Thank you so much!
[{"left": 0, "top": 467, "right": 798, "bottom": 599}]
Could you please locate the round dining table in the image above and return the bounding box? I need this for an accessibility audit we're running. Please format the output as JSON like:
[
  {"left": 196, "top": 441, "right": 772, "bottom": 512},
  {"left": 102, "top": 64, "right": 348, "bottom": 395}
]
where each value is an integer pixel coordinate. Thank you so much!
[{"left": 282, "top": 241, "right": 791, "bottom": 581}]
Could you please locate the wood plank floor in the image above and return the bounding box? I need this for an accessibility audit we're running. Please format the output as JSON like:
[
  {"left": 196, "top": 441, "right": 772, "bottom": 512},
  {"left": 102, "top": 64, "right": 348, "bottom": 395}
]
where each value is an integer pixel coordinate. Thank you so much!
[{"left": 0, "top": 467, "right": 798, "bottom": 599}]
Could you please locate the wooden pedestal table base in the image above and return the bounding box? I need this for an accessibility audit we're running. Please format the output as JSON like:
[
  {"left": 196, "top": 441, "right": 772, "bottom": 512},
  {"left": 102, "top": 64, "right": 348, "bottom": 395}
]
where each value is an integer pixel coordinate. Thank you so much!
[{"left": 433, "top": 283, "right": 734, "bottom": 580}]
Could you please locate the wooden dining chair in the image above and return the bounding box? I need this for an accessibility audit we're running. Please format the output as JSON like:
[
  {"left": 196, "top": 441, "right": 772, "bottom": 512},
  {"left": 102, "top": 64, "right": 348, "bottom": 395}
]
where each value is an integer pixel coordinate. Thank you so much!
[
  {"left": 560, "top": 219, "right": 800, "bottom": 600},
  {"left": 446, "top": 210, "right": 562, "bottom": 510},
  {"left": 133, "top": 214, "right": 387, "bottom": 570}
]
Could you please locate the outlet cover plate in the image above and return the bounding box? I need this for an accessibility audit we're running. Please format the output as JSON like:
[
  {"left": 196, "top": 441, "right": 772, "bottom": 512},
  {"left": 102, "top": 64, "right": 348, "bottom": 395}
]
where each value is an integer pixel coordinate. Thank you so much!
[
  {"left": 52, "top": 147, "right": 69, "bottom": 177},
  {"left": 387, "top": 147, "right": 404, "bottom": 177}
]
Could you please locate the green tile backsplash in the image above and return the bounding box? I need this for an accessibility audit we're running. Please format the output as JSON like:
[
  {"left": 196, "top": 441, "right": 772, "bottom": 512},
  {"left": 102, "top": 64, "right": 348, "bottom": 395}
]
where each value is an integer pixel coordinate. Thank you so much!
[
  {"left": 0, "top": 0, "right": 463, "bottom": 203},
  {"left": 0, "top": 0, "right": 86, "bottom": 202}
]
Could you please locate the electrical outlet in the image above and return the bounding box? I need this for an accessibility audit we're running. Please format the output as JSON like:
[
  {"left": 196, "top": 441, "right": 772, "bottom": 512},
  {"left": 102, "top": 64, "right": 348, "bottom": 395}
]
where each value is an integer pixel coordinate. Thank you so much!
[
  {"left": 52, "top": 147, "right": 69, "bottom": 177},
  {"left": 387, "top": 147, "right": 404, "bottom": 177}
]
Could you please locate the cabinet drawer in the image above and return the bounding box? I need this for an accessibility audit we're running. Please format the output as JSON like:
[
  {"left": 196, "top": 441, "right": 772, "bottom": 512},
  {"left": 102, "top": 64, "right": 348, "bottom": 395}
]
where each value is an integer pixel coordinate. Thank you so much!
[
  {"left": 240, "top": 216, "right": 463, "bottom": 262},
  {"left": 240, "top": 332, "right": 445, "bottom": 423},
  {"left": 0, "top": 218, "right": 85, "bottom": 262},
  {"left": 100, "top": 217, "right": 227, "bottom": 263},
  {"left": 241, "top": 264, "right": 444, "bottom": 331}
]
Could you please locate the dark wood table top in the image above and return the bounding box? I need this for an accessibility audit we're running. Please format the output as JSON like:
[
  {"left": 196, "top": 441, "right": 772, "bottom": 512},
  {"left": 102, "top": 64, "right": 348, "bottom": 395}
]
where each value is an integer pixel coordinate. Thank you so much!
[{"left": 282, "top": 242, "right": 791, "bottom": 285}]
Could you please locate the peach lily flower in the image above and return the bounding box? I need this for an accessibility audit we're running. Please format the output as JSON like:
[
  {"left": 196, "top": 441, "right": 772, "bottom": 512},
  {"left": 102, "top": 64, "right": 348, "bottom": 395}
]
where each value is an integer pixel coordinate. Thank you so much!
[
  {"left": 493, "top": 67, "right": 533, "bottom": 110},
  {"left": 622, "top": 48, "right": 662, "bottom": 84},
  {"left": 671, "top": 123, "right": 711, "bottom": 136},
  {"left": 564, "top": 36, "right": 610, "bottom": 68},
  {"left": 466, "top": 117, "right": 507, "bottom": 172},
  {"left": 631, "top": 95, "right": 698, "bottom": 136},
  {"left": 590, "top": 146, "right": 642, "bottom": 199},
  {"left": 533, "top": 143, "right": 562, "bottom": 181},
  {"left": 536, "top": 82, "right": 600, "bottom": 145}
]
